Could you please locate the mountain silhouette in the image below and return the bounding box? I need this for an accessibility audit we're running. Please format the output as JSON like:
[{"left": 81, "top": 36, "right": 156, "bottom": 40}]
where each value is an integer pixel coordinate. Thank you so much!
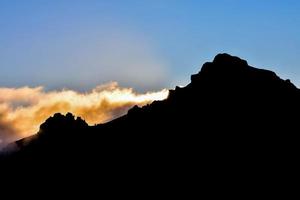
[{"left": 1, "top": 54, "right": 299, "bottom": 186}]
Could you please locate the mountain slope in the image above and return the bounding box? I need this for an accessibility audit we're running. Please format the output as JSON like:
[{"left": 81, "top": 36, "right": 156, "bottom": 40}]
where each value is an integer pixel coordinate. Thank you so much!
[{"left": 1, "top": 54, "right": 299, "bottom": 179}]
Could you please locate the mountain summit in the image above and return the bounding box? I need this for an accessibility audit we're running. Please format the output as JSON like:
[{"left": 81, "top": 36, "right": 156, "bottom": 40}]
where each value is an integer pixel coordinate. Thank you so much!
[{"left": 1, "top": 54, "right": 299, "bottom": 182}]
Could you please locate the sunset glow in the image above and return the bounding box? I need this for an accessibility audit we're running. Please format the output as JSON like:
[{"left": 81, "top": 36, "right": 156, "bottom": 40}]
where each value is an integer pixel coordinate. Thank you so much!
[{"left": 0, "top": 82, "right": 168, "bottom": 145}]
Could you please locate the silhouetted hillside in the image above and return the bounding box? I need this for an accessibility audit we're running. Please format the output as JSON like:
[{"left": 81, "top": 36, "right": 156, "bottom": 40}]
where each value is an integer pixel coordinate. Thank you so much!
[{"left": 1, "top": 54, "right": 299, "bottom": 186}]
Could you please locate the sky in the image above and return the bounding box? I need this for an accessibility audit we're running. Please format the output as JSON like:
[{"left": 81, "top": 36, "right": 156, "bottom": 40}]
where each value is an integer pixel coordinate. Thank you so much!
[
  {"left": 1, "top": 0, "right": 300, "bottom": 145},
  {"left": 1, "top": 0, "right": 300, "bottom": 91}
]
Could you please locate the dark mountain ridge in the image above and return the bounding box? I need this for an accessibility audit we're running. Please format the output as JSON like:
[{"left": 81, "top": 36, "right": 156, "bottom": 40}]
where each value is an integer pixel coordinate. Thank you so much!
[{"left": 1, "top": 54, "right": 299, "bottom": 185}]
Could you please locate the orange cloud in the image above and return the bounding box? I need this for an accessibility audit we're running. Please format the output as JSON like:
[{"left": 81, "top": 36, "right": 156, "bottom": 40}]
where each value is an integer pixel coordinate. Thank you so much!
[{"left": 0, "top": 82, "right": 168, "bottom": 146}]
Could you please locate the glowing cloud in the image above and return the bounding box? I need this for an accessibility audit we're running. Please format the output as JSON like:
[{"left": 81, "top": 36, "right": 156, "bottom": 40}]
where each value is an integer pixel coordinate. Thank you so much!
[{"left": 0, "top": 82, "right": 168, "bottom": 146}]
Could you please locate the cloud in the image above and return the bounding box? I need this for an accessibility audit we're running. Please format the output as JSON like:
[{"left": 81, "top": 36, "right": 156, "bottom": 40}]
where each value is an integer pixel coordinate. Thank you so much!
[{"left": 0, "top": 82, "right": 168, "bottom": 146}]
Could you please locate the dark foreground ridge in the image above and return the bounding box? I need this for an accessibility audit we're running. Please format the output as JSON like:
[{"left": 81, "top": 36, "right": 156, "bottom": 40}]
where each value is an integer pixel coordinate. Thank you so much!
[{"left": 1, "top": 54, "right": 299, "bottom": 181}]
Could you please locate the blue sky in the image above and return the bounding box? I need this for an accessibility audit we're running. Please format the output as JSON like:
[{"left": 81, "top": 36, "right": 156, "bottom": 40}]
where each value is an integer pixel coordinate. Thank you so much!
[{"left": 1, "top": 0, "right": 300, "bottom": 91}]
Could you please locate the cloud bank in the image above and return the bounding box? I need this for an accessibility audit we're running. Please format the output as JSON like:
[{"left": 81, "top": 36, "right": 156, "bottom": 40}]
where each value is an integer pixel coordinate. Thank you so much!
[{"left": 0, "top": 83, "right": 168, "bottom": 146}]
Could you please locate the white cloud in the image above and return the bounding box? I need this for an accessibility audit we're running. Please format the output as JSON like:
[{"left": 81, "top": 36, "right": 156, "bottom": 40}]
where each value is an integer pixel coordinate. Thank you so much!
[{"left": 0, "top": 83, "right": 168, "bottom": 147}]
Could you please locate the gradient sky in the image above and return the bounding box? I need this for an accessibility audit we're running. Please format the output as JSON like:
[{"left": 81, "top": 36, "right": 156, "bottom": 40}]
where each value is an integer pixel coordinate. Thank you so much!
[{"left": 1, "top": 0, "right": 300, "bottom": 91}]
